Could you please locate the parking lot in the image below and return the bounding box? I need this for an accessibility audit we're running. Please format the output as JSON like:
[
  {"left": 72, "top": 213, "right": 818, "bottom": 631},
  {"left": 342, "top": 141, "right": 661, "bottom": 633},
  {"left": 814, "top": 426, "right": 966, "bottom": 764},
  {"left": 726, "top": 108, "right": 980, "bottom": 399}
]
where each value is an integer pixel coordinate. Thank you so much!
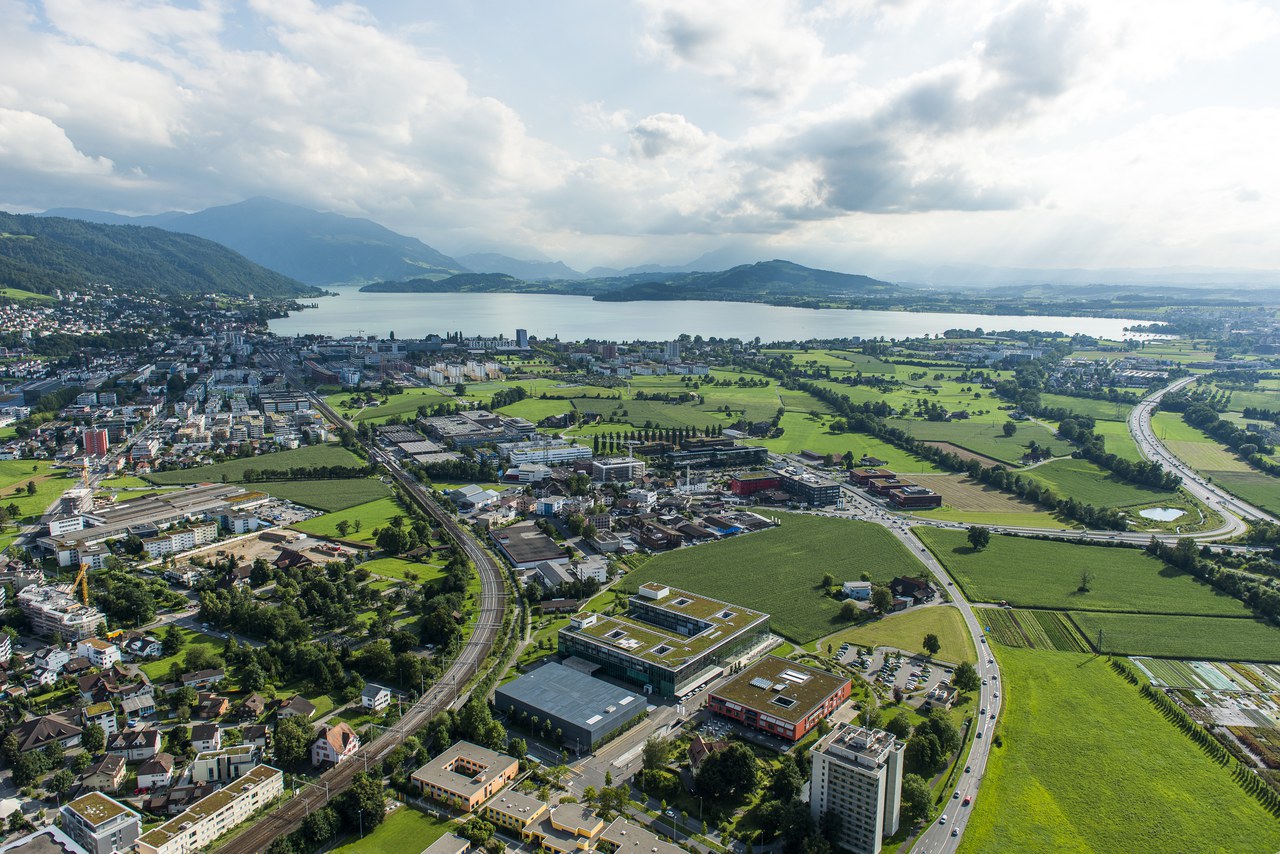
[{"left": 836, "top": 643, "right": 956, "bottom": 706}]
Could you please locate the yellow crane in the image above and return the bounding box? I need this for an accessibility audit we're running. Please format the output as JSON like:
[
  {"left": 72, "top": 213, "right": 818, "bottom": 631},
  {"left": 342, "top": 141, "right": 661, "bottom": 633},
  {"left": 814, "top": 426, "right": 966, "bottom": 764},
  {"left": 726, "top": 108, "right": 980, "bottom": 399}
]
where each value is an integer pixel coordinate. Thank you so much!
[{"left": 72, "top": 562, "right": 90, "bottom": 607}]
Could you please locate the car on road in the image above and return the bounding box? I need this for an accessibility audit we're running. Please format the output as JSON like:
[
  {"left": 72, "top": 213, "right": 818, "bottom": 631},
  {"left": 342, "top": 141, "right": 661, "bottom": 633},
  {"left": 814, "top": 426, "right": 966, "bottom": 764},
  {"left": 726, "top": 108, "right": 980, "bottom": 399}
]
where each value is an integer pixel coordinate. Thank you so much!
[
  {"left": 952, "top": 828, "right": 959, "bottom": 837},
  {"left": 963, "top": 796, "right": 971, "bottom": 806},
  {"left": 939, "top": 814, "right": 948, "bottom": 825},
  {"left": 953, "top": 792, "right": 960, "bottom": 799},
  {"left": 965, "top": 765, "right": 971, "bottom": 773},
  {"left": 976, "top": 731, "right": 983, "bottom": 739}
]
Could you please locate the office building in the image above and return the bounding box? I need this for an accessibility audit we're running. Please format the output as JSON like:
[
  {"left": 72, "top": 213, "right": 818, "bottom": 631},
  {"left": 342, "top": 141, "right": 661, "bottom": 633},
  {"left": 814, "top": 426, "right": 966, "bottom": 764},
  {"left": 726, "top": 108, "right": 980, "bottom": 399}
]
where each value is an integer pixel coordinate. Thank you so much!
[
  {"left": 84, "top": 428, "right": 110, "bottom": 457},
  {"left": 495, "top": 662, "right": 646, "bottom": 752},
  {"left": 809, "top": 725, "right": 904, "bottom": 854},
  {"left": 411, "top": 741, "right": 519, "bottom": 811},
  {"left": 559, "top": 583, "right": 769, "bottom": 698},
  {"left": 591, "top": 457, "right": 646, "bottom": 483},
  {"left": 707, "top": 655, "right": 850, "bottom": 742},
  {"left": 60, "top": 792, "right": 141, "bottom": 854},
  {"left": 135, "top": 765, "right": 283, "bottom": 854},
  {"left": 516, "top": 328, "right": 529, "bottom": 348},
  {"left": 777, "top": 469, "right": 841, "bottom": 506},
  {"left": 499, "top": 438, "right": 593, "bottom": 466}
]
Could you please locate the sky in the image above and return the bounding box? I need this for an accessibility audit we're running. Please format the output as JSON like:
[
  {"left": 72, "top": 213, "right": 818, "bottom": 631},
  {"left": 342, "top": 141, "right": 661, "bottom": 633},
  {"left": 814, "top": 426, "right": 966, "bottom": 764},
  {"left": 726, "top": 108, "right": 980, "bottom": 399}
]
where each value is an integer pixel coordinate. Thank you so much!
[{"left": 2, "top": 0, "right": 1280, "bottom": 278}]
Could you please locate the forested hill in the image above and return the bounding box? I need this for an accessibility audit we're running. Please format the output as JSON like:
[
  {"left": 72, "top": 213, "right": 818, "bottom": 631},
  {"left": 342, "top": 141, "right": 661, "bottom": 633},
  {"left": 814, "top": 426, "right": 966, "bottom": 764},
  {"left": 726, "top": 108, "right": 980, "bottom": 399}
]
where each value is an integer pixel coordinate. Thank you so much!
[{"left": 0, "top": 212, "right": 317, "bottom": 298}]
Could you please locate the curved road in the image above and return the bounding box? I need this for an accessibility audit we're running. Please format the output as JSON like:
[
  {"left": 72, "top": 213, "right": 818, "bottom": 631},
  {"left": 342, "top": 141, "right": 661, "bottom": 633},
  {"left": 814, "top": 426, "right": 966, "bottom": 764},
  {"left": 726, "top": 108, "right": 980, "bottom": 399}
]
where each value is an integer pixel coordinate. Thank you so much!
[{"left": 213, "top": 393, "right": 511, "bottom": 854}]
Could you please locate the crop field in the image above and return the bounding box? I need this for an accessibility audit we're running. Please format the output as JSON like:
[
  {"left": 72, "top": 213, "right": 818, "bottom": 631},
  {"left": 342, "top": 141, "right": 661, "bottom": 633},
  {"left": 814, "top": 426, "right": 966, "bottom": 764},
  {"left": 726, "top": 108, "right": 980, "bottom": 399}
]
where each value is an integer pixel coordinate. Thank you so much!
[
  {"left": 1035, "top": 393, "right": 1134, "bottom": 422},
  {"left": 811, "top": 605, "right": 977, "bottom": 664},
  {"left": 909, "top": 473, "right": 1045, "bottom": 512},
  {"left": 1202, "top": 469, "right": 1280, "bottom": 516},
  {"left": 1166, "top": 440, "right": 1253, "bottom": 472},
  {"left": 256, "top": 478, "right": 391, "bottom": 512},
  {"left": 1130, "top": 658, "right": 1280, "bottom": 693},
  {"left": 1026, "top": 457, "right": 1174, "bottom": 507},
  {"left": 758, "top": 413, "right": 943, "bottom": 470},
  {"left": 144, "top": 444, "right": 366, "bottom": 485},
  {"left": 1068, "top": 612, "right": 1280, "bottom": 662},
  {"left": 291, "top": 496, "right": 403, "bottom": 544},
  {"left": 976, "top": 608, "right": 1090, "bottom": 651},
  {"left": 917, "top": 529, "right": 1249, "bottom": 616},
  {"left": 921, "top": 441, "right": 1003, "bottom": 466},
  {"left": 960, "top": 648, "right": 1280, "bottom": 854},
  {"left": 886, "top": 418, "right": 1072, "bottom": 463},
  {"left": 622, "top": 513, "right": 924, "bottom": 643}
]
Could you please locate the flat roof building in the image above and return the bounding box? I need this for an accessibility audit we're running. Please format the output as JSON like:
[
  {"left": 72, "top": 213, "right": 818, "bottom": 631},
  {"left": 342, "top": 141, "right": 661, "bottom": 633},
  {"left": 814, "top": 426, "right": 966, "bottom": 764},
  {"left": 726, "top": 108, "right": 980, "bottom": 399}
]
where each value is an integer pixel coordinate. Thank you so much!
[
  {"left": 60, "top": 792, "right": 141, "bottom": 854},
  {"left": 495, "top": 662, "right": 647, "bottom": 753},
  {"left": 411, "top": 741, "right": 519, "bottom": 812},
  {"left": 491, "top": 521, "right": 568, "bottom": 568},
  {"left": 809, "top": 725, "right": 904, "bottom": 854},
  {"left": 559, "top": 583, "right": 769, "bottom": 698},
  {"left": 135, "top": 764, "right": 283, "bottom": 854},
  {"left": 598, "top": 817, "right": 685, "bottom": 854},
  {"left": 17, "top": 584, "right": 104, "bottom": 641},
  {"left": 707, "top": 654, "right": 850, "bottom": 743}
]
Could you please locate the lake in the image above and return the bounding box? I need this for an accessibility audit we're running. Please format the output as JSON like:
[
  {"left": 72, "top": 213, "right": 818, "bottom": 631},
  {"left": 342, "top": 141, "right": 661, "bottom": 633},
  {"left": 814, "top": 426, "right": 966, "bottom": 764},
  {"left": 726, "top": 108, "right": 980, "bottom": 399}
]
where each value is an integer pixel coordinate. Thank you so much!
[{"left": 270, "top": 287, "right": 1160, "bottom": 341}]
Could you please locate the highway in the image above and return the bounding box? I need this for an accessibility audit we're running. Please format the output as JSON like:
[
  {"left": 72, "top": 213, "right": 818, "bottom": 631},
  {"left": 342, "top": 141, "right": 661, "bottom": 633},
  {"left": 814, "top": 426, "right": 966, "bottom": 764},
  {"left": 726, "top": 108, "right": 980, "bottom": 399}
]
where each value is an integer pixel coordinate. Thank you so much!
[{"left": 213, "top": 391, "right": 511, "bottom": 854}]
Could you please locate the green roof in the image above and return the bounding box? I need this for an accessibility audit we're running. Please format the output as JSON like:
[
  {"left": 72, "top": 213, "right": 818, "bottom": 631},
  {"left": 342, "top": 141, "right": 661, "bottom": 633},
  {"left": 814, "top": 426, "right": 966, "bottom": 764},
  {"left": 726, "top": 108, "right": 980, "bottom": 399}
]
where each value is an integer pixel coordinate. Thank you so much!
[
  {"left": 66, "top": 791, "right": 134, "bottom": 826},
  {"left": 138, "top": 764, "right": 280, "bottom": 847},
  {"left": 709, "top": 654, "right": 849, "bottom": 725}
]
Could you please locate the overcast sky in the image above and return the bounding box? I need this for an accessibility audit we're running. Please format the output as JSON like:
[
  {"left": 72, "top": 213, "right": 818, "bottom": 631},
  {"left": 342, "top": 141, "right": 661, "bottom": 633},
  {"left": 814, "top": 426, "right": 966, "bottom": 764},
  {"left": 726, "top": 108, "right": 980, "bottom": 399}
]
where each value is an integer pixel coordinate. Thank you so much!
[{"left": 2, "top": 0, "right": 1279, "bottom": 275}]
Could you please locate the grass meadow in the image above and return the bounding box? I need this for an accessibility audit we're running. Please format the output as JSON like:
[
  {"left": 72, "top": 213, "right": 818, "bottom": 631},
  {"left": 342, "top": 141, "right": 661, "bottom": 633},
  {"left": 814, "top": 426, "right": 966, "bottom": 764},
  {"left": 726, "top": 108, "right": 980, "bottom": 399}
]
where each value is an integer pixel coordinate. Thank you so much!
[
  {"left": 916, "top": 530, "right": 1250, "bottom": 616},
  {"left": 1068, "top": 612, "right": 1280, "bottom": 662},
  {"left": 292, "top": 497, "right": 404, "bottom": 544},
  {"left": 809, "top": 605, "right": 977, "bottom": 664},
  {"left": 959, "top": 648, "right": 1280, "bottom": 853},
  {"left": 144, "top": 444, "right": 366, "bottom": 485},
  {"left": 1026, "top": 457, "right": 1175, "bottom": 508}
]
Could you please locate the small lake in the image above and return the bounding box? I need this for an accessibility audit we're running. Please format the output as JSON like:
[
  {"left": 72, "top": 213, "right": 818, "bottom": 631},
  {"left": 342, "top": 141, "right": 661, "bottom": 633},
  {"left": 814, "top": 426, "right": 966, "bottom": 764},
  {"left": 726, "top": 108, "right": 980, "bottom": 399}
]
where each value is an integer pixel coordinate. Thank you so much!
[
  {"left": 270, "top": 288, "right": 1164, "bottom": 342},
  {"left": 1138, "top": 507, "right": 1186, "bottom": 522}
]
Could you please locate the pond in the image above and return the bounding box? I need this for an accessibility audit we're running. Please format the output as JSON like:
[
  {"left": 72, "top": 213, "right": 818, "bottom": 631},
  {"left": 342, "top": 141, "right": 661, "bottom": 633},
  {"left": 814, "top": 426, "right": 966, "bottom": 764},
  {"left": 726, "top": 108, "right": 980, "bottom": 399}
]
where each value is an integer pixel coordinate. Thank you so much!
[{"left": 1138, "top": 507, "right": 1185, "bottom": 522}]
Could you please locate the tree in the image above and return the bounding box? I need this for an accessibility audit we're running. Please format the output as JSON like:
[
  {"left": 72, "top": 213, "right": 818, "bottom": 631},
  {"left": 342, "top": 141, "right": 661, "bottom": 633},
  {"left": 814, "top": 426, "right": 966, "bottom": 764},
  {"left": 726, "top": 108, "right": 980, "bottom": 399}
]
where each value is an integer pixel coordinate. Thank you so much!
[
  {"left": 884, "top": 714, "right": 912, "bottom": 740},
  {"left": 1002, "top": 421, "right": 1017, "bottom": 437},
  {"left": 922, "top": 633, "right": 941, "bottom": 658},
  {"left": 821, "top": 572, "right": 836, "bottom": 589},
  {"left": 81, "top": 723, "right": 105, "bottom": 754},
  {"left": 47, "top": 768, "right": 74, "bottom": 800},
  {"left": 871, "top": 587, "right": 894, "bottom": 614},
  {"left": 641, "top": 736, "right": 673, "bottom": 772},
  {"left": 953, "top": 661, "right": 980, "bottom": 693},
  {"left": 1, "top": 732, "right": 19, "bottom": 765},
  {"left": 274, "top": 715, "right": 314, "bottom": 765},
  {"left": 162, "top": 625, "right": 183, "bottom": 657},
  {"left": 695, "top": 742, "right": 759, "bottom": 800},
  {"left": 769, "top": 754, "right": 805, "bottom": 802},
  {"left": 336, "top": 772, "right": 385, "bottom": 834},
  {"left": 966, "top": 525, "right": 991, "bottom": 551},
  {"left": 459, "top": 817, "right": 495, "bottom": 845},
  {"left": 7, "top": 811, "right": 33, "bottom": 836},
  {"left": 1079, "top": 569, "right": 1095, "bottom": 592},
  {"left": 900, "top": 773, "right": 932, "bottom": 825},
  {"left": 839, "top": 600, "right": 859, "bottom": 621},
  {"left": 336, "top": 520, "right": 351, "bottom": 538}
]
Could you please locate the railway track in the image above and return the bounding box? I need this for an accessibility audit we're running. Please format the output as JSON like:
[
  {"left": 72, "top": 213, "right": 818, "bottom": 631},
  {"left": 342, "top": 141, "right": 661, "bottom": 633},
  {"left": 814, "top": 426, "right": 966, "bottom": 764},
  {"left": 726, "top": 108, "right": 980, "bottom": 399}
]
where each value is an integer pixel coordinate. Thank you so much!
[{"left": 213, "top": 393, "right": 511, "bottom": 853}]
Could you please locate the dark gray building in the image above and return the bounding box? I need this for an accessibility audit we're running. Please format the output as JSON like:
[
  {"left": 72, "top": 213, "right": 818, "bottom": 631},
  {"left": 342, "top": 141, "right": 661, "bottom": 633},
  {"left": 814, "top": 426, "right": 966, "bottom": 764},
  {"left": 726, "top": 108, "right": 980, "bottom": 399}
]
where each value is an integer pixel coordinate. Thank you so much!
[{"left": 495, "top": 663, "right": 647, "bottom": 752}]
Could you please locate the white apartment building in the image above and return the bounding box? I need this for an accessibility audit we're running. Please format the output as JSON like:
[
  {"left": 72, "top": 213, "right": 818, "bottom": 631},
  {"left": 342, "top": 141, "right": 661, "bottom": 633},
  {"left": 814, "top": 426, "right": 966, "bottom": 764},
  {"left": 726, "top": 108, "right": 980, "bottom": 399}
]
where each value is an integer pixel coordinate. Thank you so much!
[
  {"left": 61, "top": 792, "right": 141, "bottom": 854},
  {"left": 17, "top": 584, "right": 104, "bottom": 641},
  {"left": 76, "top": 638, "right": 121, "bottom": 669},
  {"left": 135, "top": 764, "right": 283, "bottom": 854},
  {"left": 809, "top": 725, "right": 904, "bottom": 854},
  {"left": 142, "top": 521, "right": 218, "bottom": 558}
]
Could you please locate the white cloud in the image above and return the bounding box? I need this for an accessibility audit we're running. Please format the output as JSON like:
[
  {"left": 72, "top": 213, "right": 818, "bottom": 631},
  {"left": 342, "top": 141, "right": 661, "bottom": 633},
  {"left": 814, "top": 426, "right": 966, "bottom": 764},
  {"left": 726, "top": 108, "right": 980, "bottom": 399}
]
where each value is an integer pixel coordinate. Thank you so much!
[{"left": 0, "top": 107, "right": 114, "bottom": 174}]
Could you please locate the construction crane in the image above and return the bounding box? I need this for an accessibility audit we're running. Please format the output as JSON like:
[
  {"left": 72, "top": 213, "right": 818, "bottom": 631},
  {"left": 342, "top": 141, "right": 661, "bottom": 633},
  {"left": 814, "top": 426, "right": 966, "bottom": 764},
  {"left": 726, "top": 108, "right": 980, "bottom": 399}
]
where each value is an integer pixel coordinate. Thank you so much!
[{"left": 72, "top": 562, "right": 90, "bottom": 607}]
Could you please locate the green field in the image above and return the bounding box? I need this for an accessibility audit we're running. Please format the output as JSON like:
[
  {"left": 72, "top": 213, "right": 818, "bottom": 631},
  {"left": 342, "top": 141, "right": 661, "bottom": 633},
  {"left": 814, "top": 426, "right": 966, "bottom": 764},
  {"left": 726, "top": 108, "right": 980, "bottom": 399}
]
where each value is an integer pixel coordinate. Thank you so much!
[
  {"left": 977, "top": 608, "right": 1091, "bottom": 652},
  {"left": 328, "top": 806, "right": 452, "bottom": 854},
  {"left": 0, "top": 460, "right": 77, "bottom": 520},
  {"left": 0, "top": 287, "right": 54, "bottom": 302},
  {"left": 960, "top": 648, "right": 1280, "bottom": 853},
  {"left": 886, "top": 418, "right": 1072, "bottom": 464},
  {"left": 325, "top": 387, "right": 453, "bottom": 423},
  {"left": 292, "top": 497, "right": 403, "bottom": 544},
  {"left": 1088, "top": 418, "right": 1144, "bottom": 463},
  {"left": 1036, "top": 394, "right": 1135, "bottom": 422},
  {"left": 810, "top": 605, "right": 977, "bottom": 664},
  {"left": 137, "top": 628, "right": 226, "bottom": 681},
  {"left": 917, "top": 530, "right": 1250, "bottom": 616},
  {"left": 1203, "top": 469, "right": 1280, "bottom": 516},
  {"left": 1068, "top": 612, "right": 1280, "bottom": 661},
  {"left": 1027, "top": 457, "right": 1174, "bottom": 508},
  {"left": 256, "top": 478, "right": 391, "bottom": 512},
  {"left": 361, "top": 556, "right": 445, "bottom": 584},
  {"left": 622, "top": 513, "right": 925, "bottom": 643},
  {"left": 759, "top": 413, "right": 942, "bottom": 471},
  {"left": 145, "top": 444, "right": 366, "bottom": 485}
]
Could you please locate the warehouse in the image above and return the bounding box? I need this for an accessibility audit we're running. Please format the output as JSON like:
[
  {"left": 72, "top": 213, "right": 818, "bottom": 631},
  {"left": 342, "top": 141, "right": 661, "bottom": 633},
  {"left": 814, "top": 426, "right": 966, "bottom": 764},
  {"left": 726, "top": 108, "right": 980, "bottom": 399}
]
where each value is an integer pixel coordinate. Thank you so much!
[{"left": 495, "top": 662, "right": 647, "bottom": 753}]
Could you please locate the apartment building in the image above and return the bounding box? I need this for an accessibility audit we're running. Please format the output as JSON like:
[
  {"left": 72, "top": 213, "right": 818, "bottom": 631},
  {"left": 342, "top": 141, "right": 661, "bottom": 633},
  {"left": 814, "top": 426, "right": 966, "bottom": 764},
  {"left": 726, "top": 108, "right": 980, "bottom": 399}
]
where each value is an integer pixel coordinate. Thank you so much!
[
  {"left": 17, "top": 584, "right": 104, "bottom": 641},
  {"left": 809, "top": 725, "right": 904, "bottom": 854},
  {"left": 135, "top": 765, "right": 283, "bottom": 854},
  {"left": 60, "top": 792, "right": 141, "bottom": 854}
]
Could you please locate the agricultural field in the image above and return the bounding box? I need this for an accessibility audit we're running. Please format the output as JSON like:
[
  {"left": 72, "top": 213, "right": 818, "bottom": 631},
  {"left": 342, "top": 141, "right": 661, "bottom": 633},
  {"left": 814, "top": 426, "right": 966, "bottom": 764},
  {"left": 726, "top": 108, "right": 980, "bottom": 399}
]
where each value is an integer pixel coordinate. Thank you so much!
[
  {"left": 1026, "top": 457, "right": 1175, "bottom": 508},
  {"left": 811, "top": 605, "right": 977, "bottom": 664},
  {"left": 886, "top": 418, "right": 1072, "bottom": 464},
  {"left": 976, "top": 608, "right": 1090, "bottom": 652},
  {"left": 291, "top": 497, "right": 404, "bottom": 545},
  {"left": 1131, "top": 658, "right": 1280, "bottom": 693},
  {"left": 144, "top": 444, "right": 366, "bottom": 485},
  {"left": 908, "top": 474, "right": 1048, "bottom": 514},
  {"left": 622, "top": 513, "right": 924, "bottom": 644},
  {"left": 328, "top": 806, "right": 452, "bottom": 854},
  {"left": 916, "top": 530, "right": 1250, "bottom": 616},
  {"left": 1088, "top": 418, "right": 1144, "bottom": 462},
  {"left": 758, "top": 413, "right": 942, "bottom": 470},
  {"left": 324, "top": 386, "right": 454, "bottom": 424},
  {"left": 960, "top": 648, "right": 1280, "bottom": 854},
  {"left": 256, "top": 478, "right": 391, "bottom": 512},
  {"left": 1035, "top": 393, "right": 1134, "bottom": 423},
  {"left": 1201, "top": 470, "right": 1280, "bottom": 516},
  {"left": 1068, "top": 612, "right": 1280, "bottom": 662}
]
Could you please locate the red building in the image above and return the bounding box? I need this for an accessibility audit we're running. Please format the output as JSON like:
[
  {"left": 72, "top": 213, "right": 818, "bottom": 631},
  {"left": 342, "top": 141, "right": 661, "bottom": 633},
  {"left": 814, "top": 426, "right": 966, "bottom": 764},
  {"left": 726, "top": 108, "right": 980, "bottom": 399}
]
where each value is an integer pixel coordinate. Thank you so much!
[
  {"left": 729, "top": 471, "right": 782, "bottom": 496},
  {"left": 84, "top": 428, "right": 110, "bottom": 457},
  {"left": 869, "top": 477, "right": 916, "bottom": 496},
  {"left": 849, "top": 468, "right": 897, "bottom": 487},
  {"left": 707, "top": 655, "right": 851, "bottom": 743},
  {"left": 886, "top": 485, "right": 943, "bottom": 509}
]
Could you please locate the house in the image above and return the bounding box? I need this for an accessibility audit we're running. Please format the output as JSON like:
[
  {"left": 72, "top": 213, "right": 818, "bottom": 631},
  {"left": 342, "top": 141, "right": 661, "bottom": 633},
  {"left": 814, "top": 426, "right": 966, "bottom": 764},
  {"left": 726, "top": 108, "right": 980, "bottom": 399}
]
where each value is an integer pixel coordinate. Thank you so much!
[
  {"left": 311, "top": 722, "right": 360, "bottom": 766},
  {"left": 9, "top": 714, "right": 82, "bottom": 752},
  {"left": 63, "top": 655, "right": 94, "bottom": 676},
  {"left": 120, "top": 634, "right": 163, "bottom": 660},
  {"left": 190, "top": 723, "right": 221, "bottom": 753},
  {"left": 32, "top": 645, "right": 71, "bottom": 676},
  {"left": 276, "top": 695, "right": 317, "bottom": 720},
  {"left": 241, "top": 724, "right": 271, "bottom": 751},
  {"left": 82, "top": 701, "right": 118, "bottom": 737},
  {"left": 81, "top": 753, "right": 127, "bottom": 793},
  {"left": 890, "top": 576, "right": 935, "bottom": 604},
  {"left": 922, "top": 682, "right": 957, "bottom": 711},
  {"left": 180, "top": 668, "right": 224, "bottom": 690},
  {"left": 75, "top": 638, "right": 121, "bottom": 669},
  {"left": 78, "top": 671, "right": 123, "bottom": 703},
  {"left": 687, "top": 734, "right": 731, "bottom": 772},
  {"left": 121, "top": 694, "right": 158, "bottom": 721},
  {"left": 842, "top": 580, "right": 873, "bottom": 601},
  {"left": 273, "top": 547, "right": 316, "bottom": 570},
  {"left": 237, "top": 693, "right": 269, "bottom": 721},
  {"left": 195, "top": 693, "right": 230, "bottom": 720},
  {"left": 360, "top": 683, "right": 392, "bottom": 712},
  {"left": 107, "top": 727, "right": 162, "bottom": 762},
  {"left": 137, "top": 752, "right": 175, "bottom": 791}
]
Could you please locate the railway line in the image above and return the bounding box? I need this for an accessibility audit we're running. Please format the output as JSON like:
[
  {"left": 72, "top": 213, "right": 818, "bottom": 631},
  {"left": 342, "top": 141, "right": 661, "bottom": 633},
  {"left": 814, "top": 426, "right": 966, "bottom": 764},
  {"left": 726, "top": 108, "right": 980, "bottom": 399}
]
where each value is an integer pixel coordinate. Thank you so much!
[{"left": 213, "top": 392, "right": 511, "bottom": 854}]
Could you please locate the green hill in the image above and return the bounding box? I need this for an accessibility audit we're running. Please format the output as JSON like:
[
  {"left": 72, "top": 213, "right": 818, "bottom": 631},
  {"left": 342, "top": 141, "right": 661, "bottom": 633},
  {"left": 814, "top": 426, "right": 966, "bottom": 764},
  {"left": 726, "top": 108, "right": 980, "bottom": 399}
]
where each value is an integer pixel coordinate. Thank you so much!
[{"left": 0, "top": 211, "right": 316, "bottom": 298}]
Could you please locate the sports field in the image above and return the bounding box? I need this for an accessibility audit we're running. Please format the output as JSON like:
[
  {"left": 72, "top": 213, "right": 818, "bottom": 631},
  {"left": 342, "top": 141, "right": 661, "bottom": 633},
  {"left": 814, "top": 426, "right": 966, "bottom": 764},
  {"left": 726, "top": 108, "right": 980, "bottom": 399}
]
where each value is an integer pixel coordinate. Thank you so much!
[
  {"left": 144, "top": 444, "right": 366, "bottom": 485},
  {"left": 916, "top": 530, "right": 1250, "bottom": 616},
  {"left": 812, "top": 605, "right": 977, "bottom": 664},
  {"left": 1026, "top": 457, "right": 1174, "bottom": 508},
  {"left": 960, "top": 648, "right": 1280, "bottom": 854},
  {"left": 622, "top": 513, "right": 924, "bottom": 643},
  {"left": 257, "top": 478, "right": 391, "bottom": 512},
  {"left": 1068, "top": 612, "right": 1280, "bottom": 662}
]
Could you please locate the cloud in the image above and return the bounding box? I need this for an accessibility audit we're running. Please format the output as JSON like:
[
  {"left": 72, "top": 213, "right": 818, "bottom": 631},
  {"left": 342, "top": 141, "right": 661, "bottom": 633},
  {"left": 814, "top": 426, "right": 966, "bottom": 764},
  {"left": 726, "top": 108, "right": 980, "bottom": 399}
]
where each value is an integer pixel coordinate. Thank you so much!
[{"left": 0, "top": 108, "right": 114, "bottom": 174}]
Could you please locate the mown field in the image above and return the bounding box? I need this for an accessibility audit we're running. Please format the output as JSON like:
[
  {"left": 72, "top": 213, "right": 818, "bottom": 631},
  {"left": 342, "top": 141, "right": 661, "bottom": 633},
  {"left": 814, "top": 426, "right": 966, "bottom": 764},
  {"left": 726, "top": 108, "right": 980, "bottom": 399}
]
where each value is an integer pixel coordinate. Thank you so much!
[
  {"left": 622, "top": 513, "right": 924, "bottom": 643},
  {"left": 0, "top": 460, "right": 78, "bottom": 520},
  {"left": 1203, "top": 469, "right": 1280, "bottom": 516},
  {"left": 325, "top": 386, "right": 454, "bottom": 424},
  {"left": 1068, "top": 612, "right": 1280, "bottom": 662},
  {"left": 886, "top": 418, "right": 1071, "bottom": 464},
  {"left": 328, "top": 806, "right": 452, "bottom": 854},
  {"left": 145, "top": 444, "right": 366, "bottom": 485},
  {"left": 909, "top": 474, "right": 1046, "bottom": 513},
  {"left": 1088, "top": 418, "right": 1145, "bottom": 463},
  {"left": 361, "top": 555, "right": 445, "bottom": 584},
  {"left": 1026, "top": 457, "right": 1175, "bottom": 508},
  {"left": 917, "top": 530, "right": 1250, "bottom": 616},
  {"left": 291, "top": 497, "right": 403, "bottom": 544},
  {"left": 759, "top": 413, "right": 942, "bottom": 470},
  {"left": 960, "top": 648, "right": 1280, "bottom": 853},
  {"left": 811, "top": 605, "right": 977, "bottom": 664},
  {"left": 256, "top": 478, "right": 391, "bottom": 512},
  {"left": 1035, "top": 393, "right": 1134, "bottom": 423}
]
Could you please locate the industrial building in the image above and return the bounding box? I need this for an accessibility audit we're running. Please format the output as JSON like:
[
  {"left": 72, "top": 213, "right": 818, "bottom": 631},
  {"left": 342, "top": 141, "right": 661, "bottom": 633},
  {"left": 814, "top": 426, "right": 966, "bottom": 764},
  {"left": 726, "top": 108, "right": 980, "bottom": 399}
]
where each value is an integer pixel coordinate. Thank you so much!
[
  {"left": 558, "top": 583, "right": 769, "bottom": 698},
  {"left": 809, "top": 725, "right": 904, "bottom": 854},
  {"left": 495, "top": 662, "right": 647, "bottom": 752},
  {"left": 707, "top": 655, "right": 851, "bottom": 742}
]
